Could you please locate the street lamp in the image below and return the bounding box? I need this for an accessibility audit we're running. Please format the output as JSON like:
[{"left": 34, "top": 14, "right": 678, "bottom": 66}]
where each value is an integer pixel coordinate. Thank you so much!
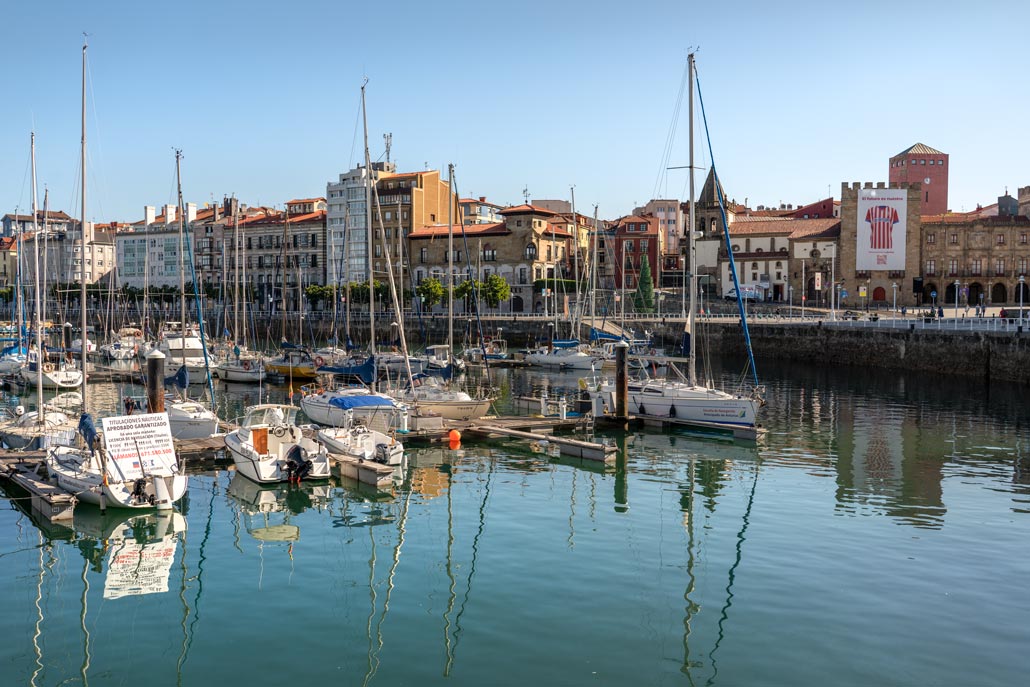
[
  {"left": 1019, "top": 275, "right": 1025, "bottom": 320},
  {"left": 891, "top": 282, "right": 898, "bottom": 315},
  {"left": 954, "top": 279, "right": 960, "bottom": 319}
]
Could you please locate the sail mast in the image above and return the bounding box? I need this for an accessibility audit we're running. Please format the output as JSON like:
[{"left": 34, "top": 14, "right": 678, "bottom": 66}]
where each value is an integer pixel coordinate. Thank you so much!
[
  {"left": 686, "top": 52, "right": 698, "bottom": 388},
  {"left": 447, "top": 164, "right": 454, "bottom": 355},
  {"left": 30, "top": 134, "right": 43, "bottom": 415},
  {"left": 80, "top": 37, "right": 89, "bottom": 412},
  {"left": 360, "top": 81, "right": 377, "bottom": 388},
  {"left": 175, "top": 149, "right": 187, "bottom": 369}
]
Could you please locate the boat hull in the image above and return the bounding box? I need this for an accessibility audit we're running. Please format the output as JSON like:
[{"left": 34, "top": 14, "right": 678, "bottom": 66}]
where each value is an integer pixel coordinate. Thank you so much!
[
  {"left": 224, "top": 427, "right": 330, "bottom": 484},
  {"left": 47, "top": 447, "right": 187, "bottom": 510}
]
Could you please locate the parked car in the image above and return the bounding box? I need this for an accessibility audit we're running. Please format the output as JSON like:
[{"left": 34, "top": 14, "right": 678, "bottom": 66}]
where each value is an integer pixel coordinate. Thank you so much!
[{"left": 724, "top": 288, "right": 759, "bottom": 301}]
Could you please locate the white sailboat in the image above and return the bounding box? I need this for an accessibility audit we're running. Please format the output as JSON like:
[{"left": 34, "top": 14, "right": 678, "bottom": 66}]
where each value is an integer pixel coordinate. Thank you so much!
[
  {"left": 223, "top": 404, "right": 330, "bottom": 483},
  {"left": 589, "top": 53, "right": 763, "bottom": 432},
  {"left": 217, "top": 201, "right": 267, "bottom": 383}
]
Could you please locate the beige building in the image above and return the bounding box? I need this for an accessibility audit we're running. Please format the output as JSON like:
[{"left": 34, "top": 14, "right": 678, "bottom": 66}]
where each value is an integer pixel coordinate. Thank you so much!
[{"left": 407, "top": 203, "right": 572, "bottom": 313}]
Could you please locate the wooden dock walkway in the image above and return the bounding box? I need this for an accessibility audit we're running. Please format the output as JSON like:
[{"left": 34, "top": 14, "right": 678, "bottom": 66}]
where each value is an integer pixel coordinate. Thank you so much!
[{"left": 0, "top": 462, "right": 76, "bottom": 521}]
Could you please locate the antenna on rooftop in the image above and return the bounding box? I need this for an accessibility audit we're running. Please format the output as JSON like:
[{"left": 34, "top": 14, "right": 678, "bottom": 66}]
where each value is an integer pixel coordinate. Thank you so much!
[
  {"left": 523, "top": 186, "right": 530, "bottom": 204},
  {"left": 383, "top": 133, "right": 392, "bottom": 164}
]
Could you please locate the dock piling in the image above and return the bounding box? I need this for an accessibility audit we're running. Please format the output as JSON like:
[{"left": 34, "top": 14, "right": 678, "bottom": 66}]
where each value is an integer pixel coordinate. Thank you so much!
[{"left": 146, "top": 349, "right": 166, "bottom": 413}]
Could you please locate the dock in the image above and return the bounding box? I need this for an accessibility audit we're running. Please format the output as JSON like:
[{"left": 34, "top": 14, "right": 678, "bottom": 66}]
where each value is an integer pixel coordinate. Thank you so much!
[
  {"left": 328, "top": 453, "right": 397, "bottom": 488},
  {"left": 636, "top": 414, "right": 763, "bottom": 442},
  {"left": 462, "top": 416, "right": 615, "bottom": 462},
  {"left": 0, "top": 462, "right": 76, "bottom": 521}
]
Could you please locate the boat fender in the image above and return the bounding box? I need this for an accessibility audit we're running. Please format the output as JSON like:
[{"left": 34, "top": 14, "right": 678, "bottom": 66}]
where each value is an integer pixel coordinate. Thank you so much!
[
  {"left": 315, "top": 356, "right": 325, "bottom": 367},
  {"left": 242, "top": 360, "right": 252, "bottom": 371},
  {"left": 669, "top": 405, "right": 676, "bottom": 418}
]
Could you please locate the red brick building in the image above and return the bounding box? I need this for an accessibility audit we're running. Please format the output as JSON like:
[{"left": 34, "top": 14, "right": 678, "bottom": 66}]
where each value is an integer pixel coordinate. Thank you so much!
[
  {"left": 889, "top": 142, "right": 949, "bottom": 216},
  {"left": 612, "top": 214, "right": 660, "bottom": 289}
]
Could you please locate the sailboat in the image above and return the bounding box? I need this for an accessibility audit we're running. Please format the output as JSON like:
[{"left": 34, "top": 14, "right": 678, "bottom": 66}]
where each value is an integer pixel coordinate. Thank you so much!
[
  {"left": 588, "top": 53, "right": 763, "bottom": 432},
  {"left": 47, "top": 39, "right": 189, "bottom": 509},
  {"left": 216, "top": 201, "right": 266, "bottom": 382}
]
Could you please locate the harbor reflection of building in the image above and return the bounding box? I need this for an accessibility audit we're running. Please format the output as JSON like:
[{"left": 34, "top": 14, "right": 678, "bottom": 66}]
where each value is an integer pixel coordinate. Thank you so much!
[{"left": 834, "top": 402, "right": 946, "bottom": 528}]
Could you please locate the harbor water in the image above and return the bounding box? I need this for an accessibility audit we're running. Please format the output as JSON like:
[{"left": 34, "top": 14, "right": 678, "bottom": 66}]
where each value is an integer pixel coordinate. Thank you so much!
[{"left": 1, "top": 359, "right": 1028, "bottom": 686}]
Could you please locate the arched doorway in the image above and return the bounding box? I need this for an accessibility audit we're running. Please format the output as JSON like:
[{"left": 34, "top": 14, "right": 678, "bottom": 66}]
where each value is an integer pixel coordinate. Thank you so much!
[
  {"left": 923, "top": 283, "right": 938, "bottom": 305},
  {"left": 872, "top": 286, "right": 886, "bottom": 303},
  {"left": 991, "top": 283, "right": 1007, "bottom": 304},
  {"left": 1017, "top": 281, "right": 1030, "bottom": 304},
  {"left": 806, "top": 277, "right": 821, "bottom": 305},
  {"left": 511, "top": 295, "right": 524, "bottom": 313},
  {"left": 968, "top": 282, "right": 984, "bottom": 308},
  {"left": 945, "top": 282, "right": 959, "bottom": 305}
]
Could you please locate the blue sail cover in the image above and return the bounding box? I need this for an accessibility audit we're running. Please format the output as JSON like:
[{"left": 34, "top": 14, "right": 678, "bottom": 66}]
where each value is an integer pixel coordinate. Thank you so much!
[
  {"left": 552, "top": 339, "right": 581, "bottom": 349},
  {"left": 78, "top": 413, "right": 98, "bottom": 454},
  {"left": 327, "top": 394, "right": 396, "bottom": 410},
  {"left": 589, "top": 328, "right": 626, "bottom": 343},
  {"left": 0, "top": 343, "right": 27, "bottom": 356},
  {"left": 164, "top": 365, "right": 190, "bottom": 390},
  {"left": 424, "top": 363, "right": 454, "bottom": 381},
  {"left": 317, "top": 355, "right": 376, "bottom": 385}
]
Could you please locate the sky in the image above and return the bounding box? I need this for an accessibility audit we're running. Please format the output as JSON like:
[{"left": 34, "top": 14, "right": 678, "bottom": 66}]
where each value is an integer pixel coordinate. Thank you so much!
[{"left": 2, "top": 0, "right": 1028, "bottom": 224}]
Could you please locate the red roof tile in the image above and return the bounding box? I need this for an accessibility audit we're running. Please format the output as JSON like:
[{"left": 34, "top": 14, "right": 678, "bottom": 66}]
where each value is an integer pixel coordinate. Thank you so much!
[
  {"left": 409, "top": 222, "right": 510, "bottom": 239},
  {"left": 498, "top": 204, "right": 558, "bottom": 217}
]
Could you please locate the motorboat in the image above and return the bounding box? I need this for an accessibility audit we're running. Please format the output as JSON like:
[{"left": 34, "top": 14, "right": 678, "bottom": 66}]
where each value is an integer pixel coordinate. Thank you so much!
[
  {"left": 524, "top": 339, "right": 601, "bottom": 370},
  {"left": 316, "top": 418, "right": 404, "bottom": 466},
  {"left": 46, "top": 412, "right": 188, "bottom": 509},
  {"left": 299, "top": 386, "right": 403, "bottom": 427},
  {"left": 154, "top": 322, "right": 212, "bottom": 379},
  {"left": 223, "top": 404, "right": 330, "bottom": 483},
  {"left": 216, "top": 354, "right": 267, "bottom": 383},
  {"left": 264, "top": 348, "right": 320, "bottom": 381}
]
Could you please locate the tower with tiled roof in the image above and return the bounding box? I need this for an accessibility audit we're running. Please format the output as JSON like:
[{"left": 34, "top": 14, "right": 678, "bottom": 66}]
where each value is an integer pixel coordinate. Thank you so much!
[{"left": 889, "top": 142, "right": 949, "bottom": 215}]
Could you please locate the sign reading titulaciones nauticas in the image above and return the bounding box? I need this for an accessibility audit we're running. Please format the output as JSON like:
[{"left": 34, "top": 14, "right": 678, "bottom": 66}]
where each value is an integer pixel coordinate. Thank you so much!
[{"left": 856, "top": 188, "right": 907, "bottom": 271}]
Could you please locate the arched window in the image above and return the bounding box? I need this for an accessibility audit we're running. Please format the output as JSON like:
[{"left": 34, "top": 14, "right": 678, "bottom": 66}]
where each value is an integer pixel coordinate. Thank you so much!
[{"left": 524, "top": 243, "right": 537, "bottom": 259}]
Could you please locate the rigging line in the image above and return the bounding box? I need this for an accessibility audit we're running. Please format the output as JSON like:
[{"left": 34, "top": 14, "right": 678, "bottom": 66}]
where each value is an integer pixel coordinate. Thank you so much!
[
  {"left": 85, "top": 59, "right": 108, "bottom": 223},
  {"left": 652, "top": 57, "right": 691, "bottom": 202},
  {"left": 694, "top": 65, "right": 759, "bottom": 387},
  {"left": 705, "top": 460, "right": 761, "bottom": 687}
]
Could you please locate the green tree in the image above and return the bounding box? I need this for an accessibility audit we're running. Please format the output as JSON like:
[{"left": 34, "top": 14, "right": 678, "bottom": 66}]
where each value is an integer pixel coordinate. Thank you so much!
[
  {"left": 633, "top": 255, "right": 656, "bottom": 313},
  {"left": 482, "top": 273, "right": 511, "bottom": 309},
  {"left": 415, "top": 277, "right": 444, "bottom": 309},
  {"left": 454, "top": 279, "right": 483, "bottom": 311}
]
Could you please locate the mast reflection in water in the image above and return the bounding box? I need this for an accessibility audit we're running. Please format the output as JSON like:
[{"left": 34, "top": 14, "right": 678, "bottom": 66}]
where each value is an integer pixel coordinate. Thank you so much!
[{"left": 1, "top": 358, "right": 1028, "bottom": 686}]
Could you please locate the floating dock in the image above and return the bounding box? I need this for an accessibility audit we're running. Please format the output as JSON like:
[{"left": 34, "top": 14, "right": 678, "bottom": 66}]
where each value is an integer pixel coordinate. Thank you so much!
[
  {"left": 0, "top": 463, "right": 76, "bottom": 521},
  {"left": 329, "top": 454, "right": 397, "bottom": 488},
  {"left": 465, "top": 423, "right": 615, "bottom": 462}
]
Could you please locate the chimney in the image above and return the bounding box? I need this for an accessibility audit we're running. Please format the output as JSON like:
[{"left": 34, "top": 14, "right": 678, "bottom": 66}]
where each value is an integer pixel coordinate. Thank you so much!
[
  {"left": 479, "top": 196, "right": 486, "bottom": 202},
  {"left": 144, "top": 205, "right": 155, "bottom": 226},
  {"left": 164, "top": 204, "right": 176, "bottom": 224},
  {"left": 187, "top": 202, "right": 197, "bottom": 224}
]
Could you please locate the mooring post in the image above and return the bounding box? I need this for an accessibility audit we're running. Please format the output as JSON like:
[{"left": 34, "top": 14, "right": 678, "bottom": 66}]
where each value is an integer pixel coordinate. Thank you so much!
[
  {"left": 146, "top": 349, "right": 165, "bottom": 413},
  {"left": 615, "top": 340, "right": 629, "bottom": 419}
]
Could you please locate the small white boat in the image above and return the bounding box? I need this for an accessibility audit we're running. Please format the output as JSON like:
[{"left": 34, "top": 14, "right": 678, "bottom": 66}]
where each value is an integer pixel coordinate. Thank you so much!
[
  {"left": 316, "top": 422, "right": 404, "bottom": 465},
  {"left": 154, "top": 322, "right": 212, "bottom": 379},
  {"left": 216, "top": 355, "right": 266, "bottom": 383},
  {"left": 0, "top": 405, "right": 77, "bottom": 449},
  {"left": 524, "top": 340, "right": 601, "bottom": 370},
  {"left": 224, "top": 404, "right": 330, "bottom": 484},
  {"left": 122, "top": 394, "right": 219, "bottom": 440},
  {"left": 19, "top": 360, "right": 84, "bottom": 389},
  {"left": 47, "top": 412, "right": 188, "bottom": 510},
  {"left": 0, "top": 350, "right": 27, "bottom": 374}
]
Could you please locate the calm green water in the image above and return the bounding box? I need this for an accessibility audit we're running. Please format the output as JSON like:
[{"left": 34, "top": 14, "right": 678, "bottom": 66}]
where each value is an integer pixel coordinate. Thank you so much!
[{"left": 2, "top": 361, "right": 1029, "bottom": 686}]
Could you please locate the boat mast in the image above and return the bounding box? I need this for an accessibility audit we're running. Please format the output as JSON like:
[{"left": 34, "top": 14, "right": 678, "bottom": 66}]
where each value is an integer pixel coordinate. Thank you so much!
[
  {"left": 360, "top": 81, "right": 377, "bottom": 379},
  {"left": 233, "top": 199, "right": 240, "bottom": 345},
  {"left": 447, "top": 163, "right": 454, "bottom": 356},
  {"left": 30, "top": 134, "right": 43, "bottom": 415},
  {"left": 590, "top": 205, "right": 598, "bottom": 330},
  {"left": 570, "top": 186, "right": 578, "bottom": 335},
  {"left": 687, "top": 52, "right": 698, "bottom": 388},
  {"left": 175, "top": 149, "right": 187, "bottom": 369},
  {"left": 80, "top": 37, "right": 88, "bottom": 412}
]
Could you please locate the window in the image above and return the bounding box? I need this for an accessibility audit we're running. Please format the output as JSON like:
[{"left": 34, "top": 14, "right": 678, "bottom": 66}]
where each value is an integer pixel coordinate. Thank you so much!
[
  {"left": 997, "top": 234, "right": 1005, "bottom": 245},
  {"left": 996, "top": 258, "right": 1005, "bottom": 276},
  {"left": 482, "top": 246, "right": 497, "bottom": 261},
  {"left": 971, "top": 259, "right": 982, "bottom": 276},
  {"left": 546, "top": 246, "right": 552, "bottom": 261},
  {"left": 927, "top": 232, "right": 935, "bottom": 244},
  {"left": 420, "top": 247, "right": 428, "bottom": 263},
  {"left": 926, "top": 260, "right": 936, "bottom": 275},
  {"left": 519, "top": 267, "right": 528, "bottom": 284},
  {"left": 525, "top": 244, "right": 536, "bottom": 260},
  {"left": 920, "top": 159, "right": 926, "bottom": 165},
  {"left": 1020, "top": 258, "right": 1028, "bottom": 274},
  {"left": 625, "top": 240, "right": 634, "bottom": 252},
  {"left": 948, "top": 259, "right": 958, "bottom": 275},
  {"left": 640, "top": 239, "right": 649, "bottom": 251},
  {"left": 626, "top": 276, "right": 634, "bottom": 288},
  {"left": 1021, "top": 233, "right": 1027, "bottom": 245},
  {"left": 430, "top": 214, "right": 436, "bottom": 222},
  {"left": 453, "top": 250, "right": 463, "bottom": 263},
  {"left": 950, "top": 233, "right": 958, "bottom": 245}
]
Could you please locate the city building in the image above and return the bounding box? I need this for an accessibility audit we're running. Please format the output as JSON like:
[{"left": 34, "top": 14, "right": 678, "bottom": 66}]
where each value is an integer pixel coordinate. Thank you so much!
[
  {"left": 889, "top": 143, "right": 949, "bottom": 216},
  {"left": 611, "top": 214, "right": 659, "bottom": 290},
  {"left": 0, "top": 236, "right": 18, "bottom": 290},
  {"left": 22, "top": 220, "right": 115, "bottom": 287},
  {"left": 633, "top": 199, "right": 682, "bottom": 255},
  {"left": 460, "top": 197, "right": 504, "bottom": 225},
  {"left": 406, "top": 203, "right": 572, "bottom": 313},
  {"left": 2, "top": 210, "right": 73, "bottom": 238},
  {"left": 236, "top": 206, "right": 327, "bottom": 313},
  {"left": 327, "top": 162, "right": 395, "bottom": 284}
]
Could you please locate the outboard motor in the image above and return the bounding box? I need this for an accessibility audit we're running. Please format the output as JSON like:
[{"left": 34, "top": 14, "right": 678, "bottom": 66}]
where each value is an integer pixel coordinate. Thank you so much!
[
  {"left": 131, "top": 478, "right": 147, "bottom": 504},
  {"left": 374, "top": 443, "right": 391, "bottom": 464},
  {"left": 284, "top": 444, "right": 312, "bottom": 482}
]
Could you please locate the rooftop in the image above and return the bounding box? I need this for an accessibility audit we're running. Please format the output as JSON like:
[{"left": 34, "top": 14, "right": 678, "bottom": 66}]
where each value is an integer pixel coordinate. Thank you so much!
[{"left": 894, "top": 142, "right": 946, "bottom": 157}]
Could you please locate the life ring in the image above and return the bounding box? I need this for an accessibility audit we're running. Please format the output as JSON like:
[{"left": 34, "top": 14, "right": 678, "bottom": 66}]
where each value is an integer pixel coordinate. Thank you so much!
[
  {"left": 242, "top": 360, "right": 252, "bottom": 371},
  {"left": 315, "top": 356, "right": 325, "bottom": 367},
  {"left": 650, "top": 348, "right": 657, "bottom": 356},
  {"left": 42, "top": 363, "right": 54, "bottom": 373}
]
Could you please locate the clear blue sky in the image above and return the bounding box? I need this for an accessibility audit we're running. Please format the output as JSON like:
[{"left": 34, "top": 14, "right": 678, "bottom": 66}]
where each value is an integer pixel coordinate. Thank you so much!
[{"left": 2, "top": 0, "right": 1026, "bottom": 223}]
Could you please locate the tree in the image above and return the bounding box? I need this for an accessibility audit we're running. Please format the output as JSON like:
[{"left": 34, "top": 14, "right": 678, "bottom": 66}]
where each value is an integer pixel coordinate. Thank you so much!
[
  {"left": 454, "top": 279, "right": 483, "bottom": 311},
  {"left": 482, "top": 273, "right": 511, "bottom": 309},
  {"left": 415, "top": 277, "right": 444, "bottom": 309},
  {"left": 634, "top": 255, "right": 656, "bottom": 313}
]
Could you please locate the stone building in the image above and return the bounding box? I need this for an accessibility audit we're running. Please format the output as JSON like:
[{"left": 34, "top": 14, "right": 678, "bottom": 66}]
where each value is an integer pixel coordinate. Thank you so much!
[
  {"left": 406, "top": 203, "right": 572, "bottom": 313},
  {"left": 838, "top": 182, "right": 922, "bottom": 308},
  {"left": 889, "top": 143, "right": 949, "bottom": 216},
  {"left": 236, "top": 207, "right": 327, "bottom": 313}
]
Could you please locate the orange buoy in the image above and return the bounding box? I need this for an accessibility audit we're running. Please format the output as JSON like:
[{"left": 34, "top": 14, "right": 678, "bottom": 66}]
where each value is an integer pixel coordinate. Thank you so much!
[
  {"left": 448, "top": 429, "right": 461, "bottom": 443},
  {"left": 449, "top": 438, "right": 461, "bottom": 451}
]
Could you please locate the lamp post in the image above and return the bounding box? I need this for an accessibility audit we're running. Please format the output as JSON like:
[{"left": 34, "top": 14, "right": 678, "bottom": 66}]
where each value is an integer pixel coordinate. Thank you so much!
[
  {"left": 788, "top": 285, "right": 793, "bottom": 319},
  {"left": 954, "top": 279, "right": 960, "bottom": 319},
  {"left": 891, "top": 282, "right": 898, "bottom": 315},
  {"left": 1020, "top": 275, "right": 1025, "bottom": 321}
]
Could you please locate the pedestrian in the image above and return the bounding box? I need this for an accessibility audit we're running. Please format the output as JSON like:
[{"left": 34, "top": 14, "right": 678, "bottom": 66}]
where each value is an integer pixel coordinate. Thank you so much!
[{"left": 938, "top": 306, "right": 944, "bottom": 318}]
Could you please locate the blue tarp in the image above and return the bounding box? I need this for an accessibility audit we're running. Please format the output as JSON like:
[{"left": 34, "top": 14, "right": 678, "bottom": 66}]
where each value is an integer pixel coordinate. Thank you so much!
[
  {"left": 0, "top": 343, "right": 27, "bottom": 356},
  {"left": 164, "top": 365, "right": 189, "bottom": 390},
  {"left": 589, "top": 328, "right": 626, "bottom": 343},
  {"left": 552, "top": 339, "right": 581, "bottom": 349},
  {"left": 328, "top": 394, "right": 396, "bottom": 410}
]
